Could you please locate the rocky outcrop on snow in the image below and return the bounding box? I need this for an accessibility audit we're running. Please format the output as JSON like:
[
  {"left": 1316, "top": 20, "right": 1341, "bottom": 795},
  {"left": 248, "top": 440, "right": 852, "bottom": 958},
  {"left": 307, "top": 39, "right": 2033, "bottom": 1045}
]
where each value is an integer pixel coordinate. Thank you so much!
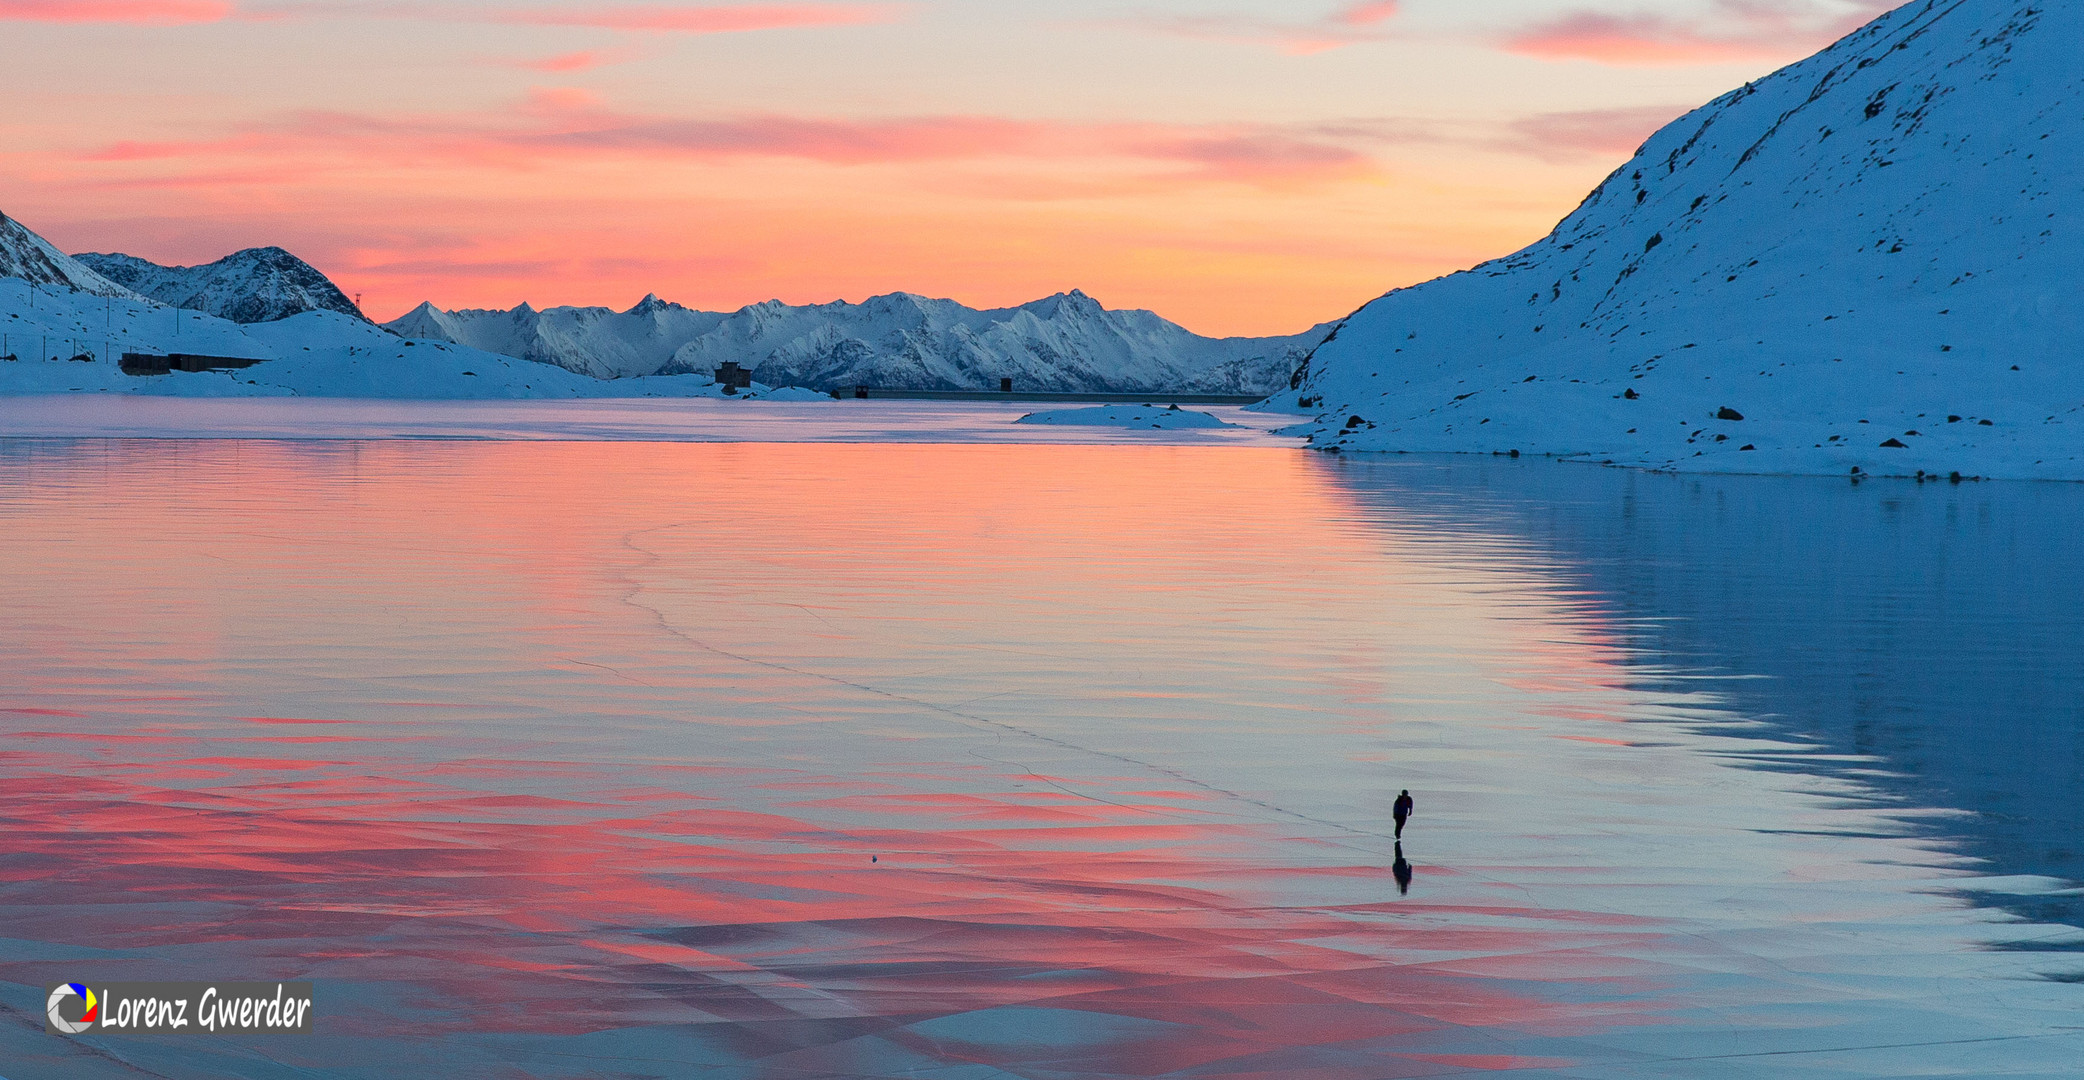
[
  {"left": 392, "top": 290, "right": 1328, "bottom": 394},
  {"left": 0, "top": 212, "right": 144, "bottom": 301},
  {"left": 76, "top": 247, "right": 366, "bottom": 324},
  {"left": 1287, "top": 0, "right": 2083, "bottom": 480}
]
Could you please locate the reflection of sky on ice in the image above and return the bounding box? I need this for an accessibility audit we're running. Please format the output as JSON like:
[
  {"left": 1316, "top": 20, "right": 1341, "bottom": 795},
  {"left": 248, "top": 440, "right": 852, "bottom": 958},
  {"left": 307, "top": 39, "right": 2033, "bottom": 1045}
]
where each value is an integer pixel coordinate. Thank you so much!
[
  {"left": 0, "top": 397, "right": 1298, "bottom": 446},
  {"left": 0, "top": 440, "right": 2078, "bottom": 1079}
]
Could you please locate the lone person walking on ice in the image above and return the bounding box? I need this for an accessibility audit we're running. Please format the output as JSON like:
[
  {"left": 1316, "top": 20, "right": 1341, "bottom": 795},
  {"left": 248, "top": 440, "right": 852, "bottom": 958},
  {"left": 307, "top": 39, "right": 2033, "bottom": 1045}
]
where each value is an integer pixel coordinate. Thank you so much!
[{"left": 1392, "top": 789, "right": 1414, "bottom": 840}]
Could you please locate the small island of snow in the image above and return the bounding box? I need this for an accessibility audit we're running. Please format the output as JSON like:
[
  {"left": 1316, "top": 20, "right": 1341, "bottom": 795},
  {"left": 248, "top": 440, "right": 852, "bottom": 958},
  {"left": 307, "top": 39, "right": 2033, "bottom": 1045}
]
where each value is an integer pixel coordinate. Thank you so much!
[{"left": 1014, "top": 404, "right": 1235, "bottom": 430}]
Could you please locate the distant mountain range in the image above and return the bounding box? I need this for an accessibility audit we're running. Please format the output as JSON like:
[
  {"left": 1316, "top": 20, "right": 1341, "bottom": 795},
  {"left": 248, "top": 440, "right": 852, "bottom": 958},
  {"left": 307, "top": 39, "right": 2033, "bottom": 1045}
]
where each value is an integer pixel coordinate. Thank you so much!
[
  {"left": 9, "top": 226, "right": 1322, "bottom": 394},
  {"left": 389, "top": 292, "right": 1328, "bottom": 394},
  {"left": 77, "top": 248, "right": 367, "bottom": 325}
]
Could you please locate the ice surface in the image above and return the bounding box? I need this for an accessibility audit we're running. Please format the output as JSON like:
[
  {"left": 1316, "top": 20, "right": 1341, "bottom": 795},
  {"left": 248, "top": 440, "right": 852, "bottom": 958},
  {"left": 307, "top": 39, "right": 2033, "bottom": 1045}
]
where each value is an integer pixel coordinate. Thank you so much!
[
  {"left": 1014, "top": 404, "right": 1235, "bottom": 429},
  {"left": 0, "top": 396, "right": 1297, "bottom": 445},
  {"left": 0, "top": 444, "right": 2077, "bottom": 1078}
]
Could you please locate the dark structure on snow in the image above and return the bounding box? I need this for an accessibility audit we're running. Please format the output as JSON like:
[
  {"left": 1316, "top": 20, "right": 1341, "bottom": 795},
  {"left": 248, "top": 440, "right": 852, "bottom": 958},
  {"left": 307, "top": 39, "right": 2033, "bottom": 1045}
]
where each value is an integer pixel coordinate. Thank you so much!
[
  {"left": 120, "top": 352, "right": 269, "bottom": 377},
  {"left": 714, "top": 361, "right": 753, "bottom": 392}
]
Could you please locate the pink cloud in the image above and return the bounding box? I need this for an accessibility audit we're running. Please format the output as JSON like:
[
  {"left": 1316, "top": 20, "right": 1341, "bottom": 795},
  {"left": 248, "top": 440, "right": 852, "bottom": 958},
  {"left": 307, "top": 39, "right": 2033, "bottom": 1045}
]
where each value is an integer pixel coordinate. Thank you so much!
[
  {"left": 223, "top": 0, "right": 909, "bottom": 34},
  {"left": 71, "top": 97, "right": 1378, "bottom": 191},
  {"left": 1331, "top": 1, "right": 1399, "bottom": 28},
  {"left": 510, "top": 48, "right": 636, "bottom": 73},
  {"left": 1136, "top": 131, "right": 1373, "bottom": 185},
  {"left": 1503, "top": 1, "right": 1894, "bottom": 66},
  {"left": 543, "top": 115, "right": 1043, "bottom": 163},
  {"left": 1506, "top": 12, "right": 1777, "bottom": 64},
  {"left": 503, "top": 2, "right": 905, "bottom": 33},
  {"left": 0, "top": 0, "right": 230, "bottom": 22},
  {"left": 1132, "top": 1, "right": 1404, "bottom": 55},
  {"left": 1498, "top": 105, "right": 1692, "bottom": 160}
]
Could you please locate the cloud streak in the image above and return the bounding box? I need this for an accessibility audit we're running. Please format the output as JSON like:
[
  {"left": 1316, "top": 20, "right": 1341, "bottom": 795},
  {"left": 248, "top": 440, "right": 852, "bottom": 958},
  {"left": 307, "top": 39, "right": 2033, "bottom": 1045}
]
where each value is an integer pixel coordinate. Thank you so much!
[
  {"left": 1131, "top": 0, "right": 1402, "bottom": 55},
  {"left": 504, "top": 44, "right": 650, "bottom": 72},
  {"left": 499, "top": 2, "right": 904, "bottom": 33},
  {"left": 207, "top": 0, "right": 909, "bottom": 34},
  {"left": 0, "top": 0, "right": 230, "bottom": 22},
  {"left": 1502, "top": 0, "right": 1895, "bottom": 66},
  {"left": 1495, "top": 105, "right": 1693, "bottom": 161},
  {"left": 79, "top": 94, "right": 1383, "bottom": 190}
]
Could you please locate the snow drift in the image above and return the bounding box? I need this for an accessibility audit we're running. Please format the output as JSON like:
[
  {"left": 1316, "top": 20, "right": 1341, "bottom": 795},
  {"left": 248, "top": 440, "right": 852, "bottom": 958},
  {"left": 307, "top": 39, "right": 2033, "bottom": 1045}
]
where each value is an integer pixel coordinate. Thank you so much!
[{"left": 1288, "top": 0, "right": 2082, "bottom": 480}]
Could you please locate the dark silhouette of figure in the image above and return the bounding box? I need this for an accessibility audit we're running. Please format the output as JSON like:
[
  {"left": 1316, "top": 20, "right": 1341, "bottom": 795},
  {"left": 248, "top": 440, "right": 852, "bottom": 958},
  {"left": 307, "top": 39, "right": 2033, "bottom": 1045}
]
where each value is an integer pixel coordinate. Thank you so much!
[
  {"left": 1392, "top": 843, "right": 1412, "bottom": 896},
  {"left": 1392, "top": 789, "right": 1414, "bottom": 839}
]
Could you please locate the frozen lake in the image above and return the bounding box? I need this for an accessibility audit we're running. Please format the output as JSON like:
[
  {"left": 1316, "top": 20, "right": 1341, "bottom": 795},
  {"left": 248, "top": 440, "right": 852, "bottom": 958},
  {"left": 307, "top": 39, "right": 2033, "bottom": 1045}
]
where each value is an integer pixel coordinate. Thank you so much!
[
  {"left": 0, "top": 395, "right": 1300, "bottom": 446},
  {"left": 0, "top": 421, "right": 2080, "bottom": 1078}
]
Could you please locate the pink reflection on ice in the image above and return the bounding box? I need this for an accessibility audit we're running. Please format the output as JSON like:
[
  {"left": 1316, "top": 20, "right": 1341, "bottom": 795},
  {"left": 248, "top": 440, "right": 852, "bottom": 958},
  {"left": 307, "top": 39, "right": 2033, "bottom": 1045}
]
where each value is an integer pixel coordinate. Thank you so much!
[
  {"left": 0, "top": 442, "right": 1925, "bottom": 1077},
  {"left": 0, "top": 725, "right": 1665, "bottom": 1072}
]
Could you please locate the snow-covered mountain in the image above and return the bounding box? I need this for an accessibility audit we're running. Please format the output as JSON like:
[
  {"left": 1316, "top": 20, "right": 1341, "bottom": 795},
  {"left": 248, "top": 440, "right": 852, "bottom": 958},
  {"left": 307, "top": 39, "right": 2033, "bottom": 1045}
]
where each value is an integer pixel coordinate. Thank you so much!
[
  {"left": 390, "top": 291, "right": 1328, "bottom": 394},
  {"left": 4, "top": 205, "right": 1314, "bottom": 401},
  {"left": 0, "top": 212, "right": 145, "bottom": 300},
  {"left": 1287, "top": 0, "right": 2082, "bottom": 480},
  {"left": 76, "top": 247, "right": 366, "bottom": 324},
  {"left": 0, "top": 208, "right": 814, "bottom": 400},
  {"left": 387, "top": 294, "right": 730, "bottom": 380},
  {"left": 0, "top": 271, "right": 767, "bottom": 399}
]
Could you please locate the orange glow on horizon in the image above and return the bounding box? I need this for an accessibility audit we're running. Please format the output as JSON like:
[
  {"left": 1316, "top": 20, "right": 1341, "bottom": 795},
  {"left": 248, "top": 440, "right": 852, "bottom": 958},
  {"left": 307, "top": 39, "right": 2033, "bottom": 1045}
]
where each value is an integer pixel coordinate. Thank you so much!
[{"left": 0, "top": 3, "right": 1835, "bottom": 336}]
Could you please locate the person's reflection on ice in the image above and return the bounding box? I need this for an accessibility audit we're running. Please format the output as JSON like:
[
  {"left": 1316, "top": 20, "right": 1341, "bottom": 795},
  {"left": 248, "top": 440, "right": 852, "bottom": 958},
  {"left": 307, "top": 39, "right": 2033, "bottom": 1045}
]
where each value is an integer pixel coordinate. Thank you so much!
[{"left": 1392, "top": 843, "right": 1413, "bottom": 896}]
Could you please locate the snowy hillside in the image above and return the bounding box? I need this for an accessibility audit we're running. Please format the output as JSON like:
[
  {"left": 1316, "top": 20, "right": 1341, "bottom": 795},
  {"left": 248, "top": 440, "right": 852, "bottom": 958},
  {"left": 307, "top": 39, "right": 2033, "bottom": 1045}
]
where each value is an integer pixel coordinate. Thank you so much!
[
  {"left": 0, "top": 277, "right": 775, "bottom": 399},
  {"left": 1288, "top": 0, "right": 2082, "bottom": 481},
  {"left": 392, "top": 290, "right": 1327, "bottom": 394},
  {"left": 77, "top": 247, "right": 368, "bottom": 324},
  {"left": 0, "top": 224, "right": 830, "bottom": 405},
  {"left": 1, "top": 213, "right": 144, "bottom": 301}
]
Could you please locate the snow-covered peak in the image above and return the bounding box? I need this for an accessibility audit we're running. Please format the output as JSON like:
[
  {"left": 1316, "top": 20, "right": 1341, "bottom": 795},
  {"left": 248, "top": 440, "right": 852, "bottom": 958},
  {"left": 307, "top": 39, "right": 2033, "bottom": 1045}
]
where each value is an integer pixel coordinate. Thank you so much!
[
  {"left": 1020, "top": 290, "right": 1104, "bottom": 320},
  {"left": 388, "top": 290, "right": 1331, "bottom": 393},
  {"left": 627, "top": 293, "right": 682, "bottom": 316},
  {"left": 0, "top": 211, "right": 145, "bottom": 300},
  {"left": 1290, "top": 0, "right": 2084, "bottom": 479},
  {"left": 75, "top": 246, "right": 365, "bottom": 324}
]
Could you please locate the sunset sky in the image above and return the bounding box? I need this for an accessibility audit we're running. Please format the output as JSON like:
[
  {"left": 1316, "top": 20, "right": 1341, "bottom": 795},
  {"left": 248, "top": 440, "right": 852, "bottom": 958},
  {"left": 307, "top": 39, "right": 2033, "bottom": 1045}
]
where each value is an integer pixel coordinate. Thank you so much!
[{"left": 1, "top": 0, "right": 1892, "bottom": 335}]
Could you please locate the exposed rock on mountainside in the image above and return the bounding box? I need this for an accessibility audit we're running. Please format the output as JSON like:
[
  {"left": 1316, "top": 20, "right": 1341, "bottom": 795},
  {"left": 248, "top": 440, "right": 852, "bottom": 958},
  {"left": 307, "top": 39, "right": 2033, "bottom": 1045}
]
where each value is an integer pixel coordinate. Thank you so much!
[
  {"left": 0, "top": 212, "right": 144, "bottom": 300},
  {"left": 1287, "top": 0, "right": 2083, "bottom": 479},
  {"left": 76, "top": 247, "right": 367, "bottom": 324},
  {"left": 391, "top": 290, "right": 1328, "bottom": 395}
]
